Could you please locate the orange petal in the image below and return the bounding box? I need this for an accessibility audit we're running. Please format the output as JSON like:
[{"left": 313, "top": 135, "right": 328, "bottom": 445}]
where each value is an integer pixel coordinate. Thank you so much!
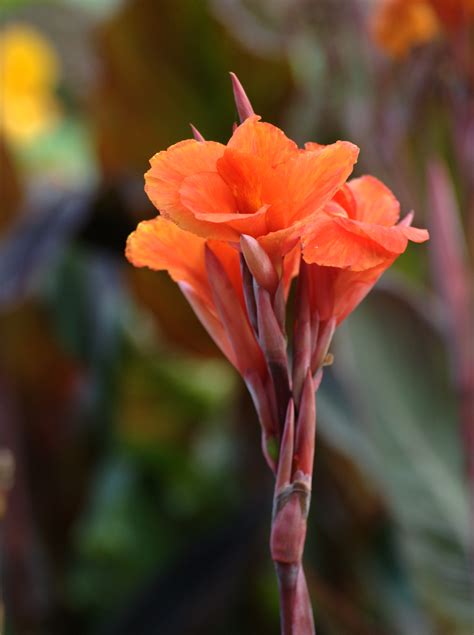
[
  {"left": 126, "top": 216, "right": 208, "bottom": 291},
  {"left": 144, "top": 139, "right": 236, "bottom": 240},
  {"left": 265, "top": 141, "right": 360, "bottom": 231},
  {"left": 282, "top": 242, "right": 301, "bottom": 297},
  {"left": 347, "top": 175, "right": 400, "bottom": 226},
  {"left": 335, "top": 216, "right": 409, "bottom": 253},
  {"left": 304, "top": 142, "right": 326, "bottom": 153},
  {"left": 179, "top": 171, "right": 237, "bottom": 216},
  {"left": 126, "top": 217, "right": 246, "bottom": 368},
  {"left": 305, "top": 262, "right": 390, "bottom": 324},
  {"left": 332, "top": 183, "right": 357, "bottom": 219},
  {"left": 217, "top": 148, "right": 271, "bottom": 215},
  {"left": 228, "top": 115, "right": 298, "bottom": 166},
  {"left": 400, "top": 225, "right": 429, "bottom": 242},
  {"left": 332, "top": 265, "right": 387, "bottom": 323},
  {"left": 302, "top": 215, "right": 394, "bottom": 271}
]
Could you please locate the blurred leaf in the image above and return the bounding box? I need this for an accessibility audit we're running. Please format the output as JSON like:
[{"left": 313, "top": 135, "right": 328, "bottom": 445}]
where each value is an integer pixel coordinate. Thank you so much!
[
  {"left": 318, "top": 287, "right": 473, "bottom": 632},
  {"left": 0, "top": 192, "right": 90, "bottom": 308},
  {"left": 15, "top": 118, "right": 97, "bottom": 188},
  {"left": 68, "top": 457, "right": 174, "bottom": 613},
  {"left": 92, "top": 0, "right": 291, "bottom": 177},
  {"left": 0, "top": 136, "right": 22, "bottom": 232}
]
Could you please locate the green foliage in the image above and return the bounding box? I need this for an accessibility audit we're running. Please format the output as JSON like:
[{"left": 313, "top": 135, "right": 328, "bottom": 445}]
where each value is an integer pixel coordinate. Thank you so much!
[{"left": 318, "top": 287, "right": 473, "bottom": 633}]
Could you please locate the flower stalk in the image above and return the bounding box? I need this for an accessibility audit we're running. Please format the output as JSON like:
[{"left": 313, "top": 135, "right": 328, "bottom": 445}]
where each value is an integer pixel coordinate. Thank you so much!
[{"left": 125, "top": 72, "right": 429, "bottom": 634}]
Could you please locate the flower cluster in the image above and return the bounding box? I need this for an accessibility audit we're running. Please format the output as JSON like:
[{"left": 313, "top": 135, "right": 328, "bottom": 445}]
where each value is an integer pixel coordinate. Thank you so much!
[
  {"left": 125, "top": 74, "right": 428, "bottom": 634},
  {"left": 127, "top": 77, "right": 427, "bottom": 390}
]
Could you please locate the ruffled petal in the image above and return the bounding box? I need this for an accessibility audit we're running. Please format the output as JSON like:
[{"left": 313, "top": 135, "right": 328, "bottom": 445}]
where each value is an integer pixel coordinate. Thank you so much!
[
  {"left": 228, "top": 116, "right": 298, "bottom": 166},
  {"left": 302, "top": 215, "right": 394, "bottom": 271},
  {"left": 265, "top": 141, "right": 360, "bottom": 231},
  {"left": 335, "top": 216, "right": 409, "bottom": 253},
  {"left": 217, "top": 149, "right": 271, "bottom": 215},
  {"left": 125, "top": 216, "right": 208, "bottom": 292},
  {"left": 145, "top": 139, "right": 238, "bottom": 240},
  {"left": 126, "top": 216, "right": 247, "bottom": 370},
  {"left": 179, "top": 171, "right": 237, "bottom": 216},
  {"left": 347, "top": 175, "right": 400, "bottom": 226}
]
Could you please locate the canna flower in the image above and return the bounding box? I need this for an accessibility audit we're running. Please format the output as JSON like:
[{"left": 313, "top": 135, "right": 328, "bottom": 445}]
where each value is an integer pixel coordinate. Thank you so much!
[
  {"left": 371, "top": 0, "right": 474, "bottom": 58},
  {"left": 126, "top": 75, "right": 429, "bottom": 635},
  {"left": 144, "top": 115, "right": 359, "bottom": 261},
  {"left": 302, "top": 175, "right": 429, "bottom": 325}
]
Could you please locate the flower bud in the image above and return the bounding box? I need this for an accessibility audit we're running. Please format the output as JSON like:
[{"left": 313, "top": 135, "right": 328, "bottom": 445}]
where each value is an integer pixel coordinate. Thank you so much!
[
  {"left": 240, "top": 234, "right": 279, "bottom": 295},
  {"left": 230, "top": 72, "right": 255, "bottom": 122}
]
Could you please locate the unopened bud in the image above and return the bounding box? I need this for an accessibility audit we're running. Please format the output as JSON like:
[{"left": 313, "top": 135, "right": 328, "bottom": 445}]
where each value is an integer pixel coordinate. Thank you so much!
[
  {"left": 230, "top": 72, "right": 255, "bottom": 123},
  {"left": 240, "top": 234, "right": 279, "bottom": 294},
  {"left": 190, "top": 123, "right": 205, "bottom": 142}
]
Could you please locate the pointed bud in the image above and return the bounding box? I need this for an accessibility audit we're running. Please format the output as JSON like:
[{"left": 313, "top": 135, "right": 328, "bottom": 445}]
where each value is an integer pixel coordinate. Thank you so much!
[
  {"left": 240, "top": 254, "right": 258, "bottom": 333},
  {"left": 311, "top": 317, "right": 336, "bottom": 373},
  {"left": 256, "top": 286, "right": 291, "bottom": 427},
  {"left": 230, "top": 72, "right": 255, "bottom": 123},
  {"left": 276, "top": 400, "right": 295, "bottom": 491},
  {"left": 294, "top": 371, "right": 316, "bottom": 477},
  {"left": 205, "top": 246, "right": 265, "bottom": 377},
  {"left": 273, "top": 280, "right": 286, "bottom": 333},
  {"left": 398, "top": 210, "right": 414, "bottom": 227},
  {"left": 244, "top": 369, "right": 278, "bottom": 472},
  {"left": 190, "top": 123, "right": 205, "bottom": 142},
  {"left": 292, "top": 266, "right": 312, "bottom": 404},
  {"left": 240, "top": 234, "right": 279, "bottom": 295}
]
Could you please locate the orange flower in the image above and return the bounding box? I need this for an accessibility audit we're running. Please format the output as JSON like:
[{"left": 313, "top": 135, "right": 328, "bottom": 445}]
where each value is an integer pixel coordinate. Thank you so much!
[
  {"left": 371, "top": 0, "right": 474, "bottom": 58},
  {"left": 144, "top": 116, "right": 359, "bottom": 260},
  {"left": 302, "top": 175, "right": 429, "bottom": 324},
  {"left": 371, "top": 0, "right": 440, "bottom": 58}
]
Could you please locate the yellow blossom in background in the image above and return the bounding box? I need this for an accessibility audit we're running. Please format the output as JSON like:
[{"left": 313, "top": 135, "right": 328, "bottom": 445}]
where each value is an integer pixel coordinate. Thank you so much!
[
  {"left": 371, "top": 0, "right": 441, "bottom": 58},
  {"left": 0, "top": 23, "right": 61, "bottom": 145}
]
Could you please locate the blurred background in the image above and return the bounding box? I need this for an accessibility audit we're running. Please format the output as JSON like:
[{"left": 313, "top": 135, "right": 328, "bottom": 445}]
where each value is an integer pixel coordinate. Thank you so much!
[{"left": 0, "top": 1, "right": 473, "bottom": 634}]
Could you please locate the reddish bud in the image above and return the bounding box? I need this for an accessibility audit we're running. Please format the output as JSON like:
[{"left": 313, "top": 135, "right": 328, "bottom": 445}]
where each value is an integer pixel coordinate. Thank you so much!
[
  {"left": 292, "top": 267, "right": 312, "bottom": 405},
  {"left": 240, "top": 254, "right": 258, "bottom": 333},
  {"left": 240, "top": 234, "right": 279, "bottom": 294},
  {"left": 398, "top": 210, "right": 414, "bottom": 227},
  {"left": 294, "top": 371, "right": 316, "bottom": 477},
  {"left": 245, "top": 369, "right": 278, "bottom": 472},
  {"left": 312, "top": 317, "right": 336, "bottom": 373},
  {"left": 190, "top": 123, "right": 205, "bottom": 142},
  {"left": 205, "top": 246, "right": 265, "bottom": 377},
  {"left": 256, "top": 286, "right": 291, "bottom": 426},
  {"left": 273, "top": 280, "right": 286, "bottom": 333},
  {"left": 230, "top": 72, "right": 255, "bottom": 123}
]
